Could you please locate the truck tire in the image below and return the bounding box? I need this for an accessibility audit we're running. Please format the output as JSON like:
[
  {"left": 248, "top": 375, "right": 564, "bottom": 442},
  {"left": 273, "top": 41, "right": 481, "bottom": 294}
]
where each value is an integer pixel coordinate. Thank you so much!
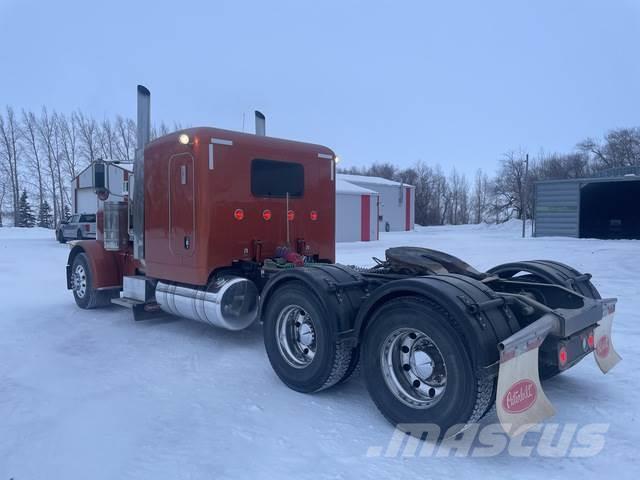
[
  {"left": 263, "top": 282, "right": 354, "bottom": 393},
  {"left": 362, "top": 296, "right": 493, "bottom": 438},
  {"left": 488, "top": 260, "right": 601, "bottom": 379},
  {"left": 57, "top": 230, "right": 66, "bottom": 243},
  {"left": 71, "top": 253, "right": 113, "bottom": 309},
  {"left": 76, "top": 229, "right": 83, "bottom": 240}
]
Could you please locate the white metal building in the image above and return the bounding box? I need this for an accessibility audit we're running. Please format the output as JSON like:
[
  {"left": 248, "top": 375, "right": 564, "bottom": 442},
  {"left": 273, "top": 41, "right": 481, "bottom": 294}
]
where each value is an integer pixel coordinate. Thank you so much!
[
  {"left": 337, "top": 174, "right": 415, "bottom": 233},
  {"left": 72, "top": 162, "right": 133, "bottom": 214},
  {"left": 335, "top": 179, "right": 379, "bottom": 242}
]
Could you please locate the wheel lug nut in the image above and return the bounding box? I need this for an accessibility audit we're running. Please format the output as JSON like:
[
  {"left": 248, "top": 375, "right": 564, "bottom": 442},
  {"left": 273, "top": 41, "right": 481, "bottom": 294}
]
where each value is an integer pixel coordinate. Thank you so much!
[
  {"left": 295, "top": 322, "right": 301, "bottom": 327},
  {"left": 412, "top": 380, "right": 421, "bottom": 388},
  {"left": 401, "top": 346, "right": 410, "bottom": 353},
  {"left": 402, "top": 364, "right": 411, "bottom": 371},
  {"left": 409, "top": 333, "right": 417, "bottom": 340},
  {"left": 303, "top": 348, "right": 309, "bottom": 354},
  {"left": 428, "top": 388, "right": 436, "bottom": 397}
]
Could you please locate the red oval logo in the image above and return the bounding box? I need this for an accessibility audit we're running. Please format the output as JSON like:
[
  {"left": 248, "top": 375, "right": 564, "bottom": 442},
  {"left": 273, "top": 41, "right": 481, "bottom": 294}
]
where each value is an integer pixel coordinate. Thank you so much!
[
  {"left": 596, "top": 335, "right": 610, "bottom": 358},
  {"left": 502, "top": 379, "right": 537, "bottom": 414}
]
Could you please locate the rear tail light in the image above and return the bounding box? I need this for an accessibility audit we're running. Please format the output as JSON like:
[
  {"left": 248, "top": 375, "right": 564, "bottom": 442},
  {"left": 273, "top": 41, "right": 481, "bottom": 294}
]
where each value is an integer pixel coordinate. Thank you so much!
[
  {"left": 234, "top": 209, "right": 244, "bottom": 221},
  {"left": 310, "top": 210, "right": 318, "bottom": 221},
  {"left": 84, "top": 224, "right": 90, "bottom": 231},
  {"left": 587, "top": 332, "right": 595, "bottom": 349},
  {"left": 287, "top": 210, "right": 295, "bottom": 221},
  {"left": 262, "top": 209, "right": 272, "bottom": 221},
  {"left": 558, "top": 346, "right": 568, "bottom": 366}
]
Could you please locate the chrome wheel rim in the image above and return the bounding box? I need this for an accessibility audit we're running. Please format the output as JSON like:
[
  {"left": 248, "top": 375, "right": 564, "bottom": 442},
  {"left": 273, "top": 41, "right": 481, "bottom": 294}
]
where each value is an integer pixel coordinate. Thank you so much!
[
  {"left": 380, "top": 328, "right": 447, "bottom": 409},
  {"left": 73, "top": 264, "right": 87, "bottom": 298},
  {"left": 276, "top": 305, "right": 317, "bottom": 368}
]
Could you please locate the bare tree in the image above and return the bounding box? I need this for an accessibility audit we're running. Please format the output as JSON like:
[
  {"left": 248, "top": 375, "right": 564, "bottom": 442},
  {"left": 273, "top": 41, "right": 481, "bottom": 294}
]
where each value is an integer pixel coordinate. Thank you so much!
[
  {"left": 114, "top": 115, "right": 136, "bottom": 162},
  {"left": 22, "top": 110, "right": 46, "bottom": 211},
  {"left": 577, "top": 128, "right": 640, "bottom": 169},
  {"left": 37, "top": 107, "right": 63, "bottom": 225},
  {"left": 76, "top": 111, "right": 99, "bottom": 162},
  {"left": 471, "top": 169, "right": 490, "bottom": 223},
  {"left": 98, "top": 118, "right": 119, "bottom": 160},
  {"left": 59, "top": 113, "right": 83, "bottom": 181},
  {"left": 0, "top": 107, "right": 22, "bottom": 225}
]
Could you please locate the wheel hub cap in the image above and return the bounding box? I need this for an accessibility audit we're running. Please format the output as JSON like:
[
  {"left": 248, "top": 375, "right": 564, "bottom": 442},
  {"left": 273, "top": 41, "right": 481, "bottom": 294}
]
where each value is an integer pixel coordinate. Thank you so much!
[
  {"left": 381, "top": 328, "right": 447, "bottom": 409},
  {"left": 276, "top": 306, "right": 317, "bottom": 368},
  {"left": 73, "top": 264, "right": 87, "bottom": 299}
]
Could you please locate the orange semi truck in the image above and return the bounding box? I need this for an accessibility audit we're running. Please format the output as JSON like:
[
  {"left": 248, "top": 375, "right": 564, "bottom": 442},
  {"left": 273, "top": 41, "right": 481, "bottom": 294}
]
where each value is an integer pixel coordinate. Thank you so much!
[{"left": 66, "top": 86, "right": 620, "bottom": 437}]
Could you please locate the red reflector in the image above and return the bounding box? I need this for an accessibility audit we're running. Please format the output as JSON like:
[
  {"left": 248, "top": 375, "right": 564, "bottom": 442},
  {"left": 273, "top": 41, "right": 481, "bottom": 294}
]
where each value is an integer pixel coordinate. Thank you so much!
[
  {"left": 84, "top": 224, "right": 90, "bottom": 231},
  {"left": 559, "top": 346, "right": 568, "bottom": 366},
  {"left": 287, "top": 210, "right": 295, "bottom": 221},
  {"left": 262, "top": 209, "right": 272, "bottom": 221},
  {"left": 234, "top": 209, "right": 244, "bottom": 221},
  {"left": 587, "top": 332, "right": 595, "bottom": 349},
  {"left": 310, "top": 210, "right": 318, "bottom": 221}
]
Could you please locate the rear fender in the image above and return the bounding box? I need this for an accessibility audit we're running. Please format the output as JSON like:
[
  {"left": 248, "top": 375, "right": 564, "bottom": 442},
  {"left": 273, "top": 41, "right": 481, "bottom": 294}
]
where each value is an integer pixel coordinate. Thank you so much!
[
  {"left": 488, "top": 260, "right": 600, "bottom": 299},
  {"left": 353, "top": 274, "right": 521, "bottom": 370},
  {"left": 259, "top": 264, "right": 368, "bottom": 340},
  {"left": 66, "top": 240, "right": 123, "bottom": 290}
]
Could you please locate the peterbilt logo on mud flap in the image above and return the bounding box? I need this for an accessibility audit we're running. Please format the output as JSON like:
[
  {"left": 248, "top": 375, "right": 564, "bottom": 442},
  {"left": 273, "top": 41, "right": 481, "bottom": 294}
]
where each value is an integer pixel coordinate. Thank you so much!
[
  {"left": 596, "top": 335, "right": 610, "bottom": 358},
  {"left": 502, "top": 379, "right": 537, "bottom": 414}
]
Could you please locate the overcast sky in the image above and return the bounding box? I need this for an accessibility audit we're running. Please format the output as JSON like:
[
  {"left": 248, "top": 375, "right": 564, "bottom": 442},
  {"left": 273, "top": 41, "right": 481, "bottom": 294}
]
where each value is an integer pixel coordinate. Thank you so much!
[{"left": 1, "top": 0, "right": 639, "bottom": 176}]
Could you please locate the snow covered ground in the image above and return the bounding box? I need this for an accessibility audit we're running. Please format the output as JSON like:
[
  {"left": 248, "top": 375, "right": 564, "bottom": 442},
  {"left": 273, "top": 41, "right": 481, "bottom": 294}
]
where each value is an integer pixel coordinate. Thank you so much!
[{"left": 1, "top": 222, "right": 638, "bottom": 479}]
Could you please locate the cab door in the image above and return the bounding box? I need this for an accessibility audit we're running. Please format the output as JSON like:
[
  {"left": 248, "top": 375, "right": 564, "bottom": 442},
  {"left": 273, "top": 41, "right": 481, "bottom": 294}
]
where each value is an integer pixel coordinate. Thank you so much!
[{"left": 169, "top": 153, "right": 195, "bottom": 257}]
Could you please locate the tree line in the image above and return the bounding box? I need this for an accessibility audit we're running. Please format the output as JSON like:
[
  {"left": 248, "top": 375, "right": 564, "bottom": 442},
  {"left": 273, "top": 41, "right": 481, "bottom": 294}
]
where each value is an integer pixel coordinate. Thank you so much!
[
  {"left": 1, "top": 103, "right": 639, "bottom": 228},
  {"left": 0, "top": 106, "right": 180, "bottom": 228},
  {"left": 340, "top": 127, "right": 640, "bottom": 226}
]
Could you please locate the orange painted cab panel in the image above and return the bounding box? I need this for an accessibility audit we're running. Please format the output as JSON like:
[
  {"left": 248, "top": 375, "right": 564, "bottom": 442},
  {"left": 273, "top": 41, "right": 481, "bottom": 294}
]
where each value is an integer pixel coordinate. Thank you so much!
[{"left": 143, "top": 127, "right": 336, "bottom": 286}]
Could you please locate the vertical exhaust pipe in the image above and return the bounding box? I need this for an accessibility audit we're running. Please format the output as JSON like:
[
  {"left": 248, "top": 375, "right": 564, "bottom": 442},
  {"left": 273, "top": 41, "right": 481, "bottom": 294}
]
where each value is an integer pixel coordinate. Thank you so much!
[
  {"left": 255, "top": 110, "right": 266, "bottom": 136},
  {"left": 133, "top": 85, "right": 150, "bottom": 260}
]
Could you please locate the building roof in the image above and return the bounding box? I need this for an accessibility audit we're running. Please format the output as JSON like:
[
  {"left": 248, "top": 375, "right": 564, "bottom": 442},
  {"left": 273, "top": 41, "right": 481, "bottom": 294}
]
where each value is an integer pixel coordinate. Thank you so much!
[
  {"left": 337, "top": 173, "right": 414, "bottom": 188},
  {"left": 73, "top": 160, "right": 134, "bottom": 180},
  {"left": 336, "top": 178, "right": 378, "bottom": 195},
  {"left": 535, "top": 174, "right": 640, "bottom": 185}
]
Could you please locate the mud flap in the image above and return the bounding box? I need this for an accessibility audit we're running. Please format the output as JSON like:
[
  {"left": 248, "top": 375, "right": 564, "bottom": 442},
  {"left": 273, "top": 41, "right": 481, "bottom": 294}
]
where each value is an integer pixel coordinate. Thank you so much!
[
  {"left": 594, "top": 300, "right": 621, "bottom": 373},
  {"left": 496, "top": 340, "right": 555, "bottom": 436},
  {"left": 496, "top": 314, "right": 556, "bottom": 436}
]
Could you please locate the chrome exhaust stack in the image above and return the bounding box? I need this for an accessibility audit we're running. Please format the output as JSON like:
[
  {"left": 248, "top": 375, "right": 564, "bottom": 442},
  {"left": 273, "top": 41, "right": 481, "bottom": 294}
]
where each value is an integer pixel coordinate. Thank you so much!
[
  {"left": 155, "top": 277, "right": 259, "bottom": 331},
  {"left": 255, "top": 110, "right": 266, "bottom": 136},
  {"left": 133, "top": 85, "right": 150, "bottom": 260}
]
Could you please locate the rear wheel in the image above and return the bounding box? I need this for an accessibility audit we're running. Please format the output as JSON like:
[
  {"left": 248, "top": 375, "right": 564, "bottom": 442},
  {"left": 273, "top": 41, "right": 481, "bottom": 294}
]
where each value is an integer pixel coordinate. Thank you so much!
[
  {"left": 263, "top": 282, "right": 354, "bottom": 393},
  {"left": 76, "top": 229, "right": 83, "bottom": 240},
  {"left": 57, "top": 230, "right": 66, "bottom": 243},
  {"left": 71, "top": 253, "right": 114, "bottom": 309},
  {"left": 362, "top": 296, "right": 493, "bottom": 438}
]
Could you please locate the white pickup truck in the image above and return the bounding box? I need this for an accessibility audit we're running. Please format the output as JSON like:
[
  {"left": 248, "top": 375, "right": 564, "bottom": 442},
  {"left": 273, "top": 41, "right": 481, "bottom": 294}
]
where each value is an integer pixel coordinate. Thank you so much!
[{"left": 56, "top": 213, "right": 96, "bottom": 242}]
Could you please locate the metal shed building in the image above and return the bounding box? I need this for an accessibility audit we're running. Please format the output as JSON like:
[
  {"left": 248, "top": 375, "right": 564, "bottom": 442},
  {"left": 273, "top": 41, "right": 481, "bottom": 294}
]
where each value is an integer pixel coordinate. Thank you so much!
[
  {"left": 335, "top": 179, "right": 379, "bottom": 242},
  {"left": 534, "top": 170, "right": 640, "bottom": 239},
  {"left": 337, "top": 174, "right": 415, "bottom": 233}
]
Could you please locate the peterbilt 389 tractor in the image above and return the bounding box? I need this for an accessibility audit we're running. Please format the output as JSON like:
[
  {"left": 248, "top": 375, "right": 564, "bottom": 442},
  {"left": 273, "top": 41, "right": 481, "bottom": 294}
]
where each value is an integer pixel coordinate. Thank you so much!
[{"left": 66, "top": 86, "right": 620, "bottom": 437}]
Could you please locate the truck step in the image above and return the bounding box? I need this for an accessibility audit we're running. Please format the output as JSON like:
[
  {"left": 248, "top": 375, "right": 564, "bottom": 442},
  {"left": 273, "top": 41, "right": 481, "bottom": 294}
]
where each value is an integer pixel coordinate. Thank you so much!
[{"left": 111, "top": 297, "right": 166, "bottom": 321}]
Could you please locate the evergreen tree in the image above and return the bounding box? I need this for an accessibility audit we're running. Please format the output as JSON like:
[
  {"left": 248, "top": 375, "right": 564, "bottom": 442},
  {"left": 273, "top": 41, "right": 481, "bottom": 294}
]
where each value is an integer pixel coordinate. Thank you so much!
[
  {"left": 38, "top": 200, "right": 53, "bottom": 228},
  {"left": 18, "top": 190, "right": 36, "bottom": 227}
]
